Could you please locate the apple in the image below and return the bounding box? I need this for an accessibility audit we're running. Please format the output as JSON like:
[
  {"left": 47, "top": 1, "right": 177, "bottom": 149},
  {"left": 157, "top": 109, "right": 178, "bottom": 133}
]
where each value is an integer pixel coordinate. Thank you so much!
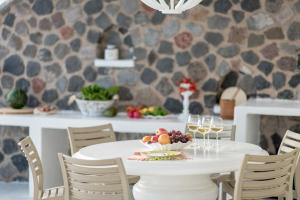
[
  {"left": 151, "top": 135, "right": 159, "bottom": 143},
  {"left": 127, "top": 111, "right": 134, "bottom": 118},
  {"left": 156, "top": 128, "right": 168, "bottom": 136},
  {"left": 132, "top": 111, "right": 141, "bottom": 118}
]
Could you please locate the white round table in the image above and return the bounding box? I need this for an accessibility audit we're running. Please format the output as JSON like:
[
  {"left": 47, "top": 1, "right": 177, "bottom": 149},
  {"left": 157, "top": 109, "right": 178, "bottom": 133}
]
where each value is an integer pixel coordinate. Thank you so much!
[{"left": 74, "top": 140, "right": 267, "bottom": 200}]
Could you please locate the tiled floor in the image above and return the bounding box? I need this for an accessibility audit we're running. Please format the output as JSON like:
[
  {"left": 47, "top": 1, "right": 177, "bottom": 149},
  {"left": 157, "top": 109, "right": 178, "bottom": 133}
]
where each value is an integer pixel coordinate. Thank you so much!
[{"left": 0, "top": 182, "right": 31, "bottom": 200}]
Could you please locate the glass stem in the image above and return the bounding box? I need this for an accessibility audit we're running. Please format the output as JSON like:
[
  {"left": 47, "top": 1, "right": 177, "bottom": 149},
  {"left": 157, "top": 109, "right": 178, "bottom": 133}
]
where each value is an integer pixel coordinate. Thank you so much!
[
  {"left": 203, "top": 134, "right": 206, "bottom": 150},
  {"left": 216, "top": 132, "right": 219, "bottom": 151},
  {"left": 193, "top": 131, "right": 196, "bottom": 147},
  {"left": 208, "top": 133, "right": 210, "bottom": 148}
]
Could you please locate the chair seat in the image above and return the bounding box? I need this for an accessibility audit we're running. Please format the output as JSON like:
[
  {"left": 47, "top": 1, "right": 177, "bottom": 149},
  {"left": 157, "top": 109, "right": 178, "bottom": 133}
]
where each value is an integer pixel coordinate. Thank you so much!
[
  {"left": 41, "top": 186, "right": 64, "bottom": 200},
  {"left": 127, "top": 175, "right": 140, "bottom": 185}
]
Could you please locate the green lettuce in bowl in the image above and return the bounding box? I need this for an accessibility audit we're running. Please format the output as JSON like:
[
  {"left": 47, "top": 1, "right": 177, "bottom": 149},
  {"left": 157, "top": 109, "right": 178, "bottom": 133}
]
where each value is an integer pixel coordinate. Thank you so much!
[
  {"left": 80, "top": 84, "right": 119, "bottom": 101},
  {"left": 76, "top": 84, "right": 119, "bottom": 117}
]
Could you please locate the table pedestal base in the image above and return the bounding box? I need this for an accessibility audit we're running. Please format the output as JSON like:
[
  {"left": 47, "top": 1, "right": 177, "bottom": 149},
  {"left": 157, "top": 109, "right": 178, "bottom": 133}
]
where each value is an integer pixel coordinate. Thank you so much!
[{"left": 133, "top": 175, "right": 218, "bottom": 200}]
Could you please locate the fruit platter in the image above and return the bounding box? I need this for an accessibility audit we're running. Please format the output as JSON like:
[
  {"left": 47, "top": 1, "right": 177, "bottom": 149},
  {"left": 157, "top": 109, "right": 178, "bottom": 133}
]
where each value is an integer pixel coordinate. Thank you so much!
[
  {"left": 140, "top": 150, "right": 183, "bottom": 161},
  {"left": 141, "top": 128, "right": 192, "bottom": 151},
  {"left": 34, "top": 105, "right": 57, "bottom": 115},
  {"left": 127, "top": 106, "right": 169, "bottom": 119},
  {"left": 129, "top": 150, "right": 186, "bottom": 161}
]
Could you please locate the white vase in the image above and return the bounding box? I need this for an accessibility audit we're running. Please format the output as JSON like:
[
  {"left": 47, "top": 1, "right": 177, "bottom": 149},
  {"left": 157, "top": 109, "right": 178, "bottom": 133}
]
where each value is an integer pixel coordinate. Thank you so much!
[
  {"left": 178, "top": 91, "right": 193, "bottom": 121},
  {"left": 104, "top": 45, "right": 119, "bottom": 60}
]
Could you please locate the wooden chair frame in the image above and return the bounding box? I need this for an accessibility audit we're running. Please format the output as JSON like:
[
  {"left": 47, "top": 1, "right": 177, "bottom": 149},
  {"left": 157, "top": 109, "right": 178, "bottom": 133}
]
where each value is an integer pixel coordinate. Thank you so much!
[
  {"left": 234, "top": 149, "right": 299, "bottom": 200},
  {"left": 220, "top": 130, "right": 300, "bottom": 200},
  {"left": 19, "top": 136, "right": 63, "bottom": 200},
  {"left": 58, "top": 153, "right": 131, "bottom": 200},
  {"left": 67, "top": 123, "right": 116, "bottom": 155},
  {"left": 278, "top": 130, "right": 300, "bottom": 199},
  {"left": 67, "top": 124, "right": 139, "bottom": 185}
]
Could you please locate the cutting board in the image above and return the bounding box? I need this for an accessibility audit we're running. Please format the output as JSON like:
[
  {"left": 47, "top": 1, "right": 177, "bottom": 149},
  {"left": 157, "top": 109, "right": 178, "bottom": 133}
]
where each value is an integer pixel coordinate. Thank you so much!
[
  {"left": 221, "top": 87, "right": 247, "bottom": 105},
  {"left": 0, "top": 107, "right": 34, "bottom": 114}
]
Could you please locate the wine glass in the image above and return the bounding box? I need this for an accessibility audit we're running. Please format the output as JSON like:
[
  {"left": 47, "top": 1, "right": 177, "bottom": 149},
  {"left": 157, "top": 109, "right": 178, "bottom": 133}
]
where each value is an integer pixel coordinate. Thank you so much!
[
  {"left": 211, "top": 117, "right": 224, "bottom": 151},
  {"left": 187, "top": 114, "right": 200, "bottom": 148},
  {"left": 198, "top": 115, "right": 212, "bottom": 150}
]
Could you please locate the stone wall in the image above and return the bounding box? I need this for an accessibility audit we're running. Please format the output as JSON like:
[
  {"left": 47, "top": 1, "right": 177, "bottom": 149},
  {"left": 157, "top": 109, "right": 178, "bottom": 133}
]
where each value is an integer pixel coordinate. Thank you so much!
[
  {"left": 260, "top": 116, "right": 300, "bottom": 154},
  {"left": 0, "top": 0, "right": 299, "bottom": 181},
  {"left": 0, "top": 126, "right": 28, "bottom": 182}
]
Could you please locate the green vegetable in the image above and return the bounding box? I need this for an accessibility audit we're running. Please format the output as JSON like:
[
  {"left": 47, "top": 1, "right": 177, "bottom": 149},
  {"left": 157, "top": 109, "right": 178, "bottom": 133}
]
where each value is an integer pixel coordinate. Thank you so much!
[
  {"left": 103, "top": 107, "right": 118, "bottom": 117},
  {"left": 5, "top": 89, "right": 28, "bottom": 109},
  {"left": 80, "top": 84, "right": 119, "bottom": 101},
  {"left": 144, "top": 106, "right": 168, "bottom": 116}
]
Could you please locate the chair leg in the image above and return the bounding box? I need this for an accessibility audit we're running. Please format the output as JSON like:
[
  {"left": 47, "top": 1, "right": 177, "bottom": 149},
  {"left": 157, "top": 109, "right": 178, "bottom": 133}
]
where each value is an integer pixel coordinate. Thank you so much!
[
  {"left": 222, "top": 191, "right": 226, "bottom": 200},
  {"left": 285, "top": 191, "right": 293, "bottom": 200}
]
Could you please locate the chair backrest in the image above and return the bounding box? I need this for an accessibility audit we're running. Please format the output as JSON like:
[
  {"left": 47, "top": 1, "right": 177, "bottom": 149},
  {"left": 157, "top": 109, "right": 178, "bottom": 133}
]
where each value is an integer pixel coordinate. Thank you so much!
[
  {"left": 18, "top": 137, "right": 43, "bottom": 200},
  {"left": 234, "top": 149, "right": 299, "bottom": 200},
  {"left": 58, "top": 154, "right": 131, "bottom": 200},
  {"left": 67, "top": 124, "right": 116, "bottom": 155},
  {"left": 279, "top": 130, "right": 300, "bottom": 198},
  {"left": 220, "top": 125, "right": 236, "bottom": 141}
]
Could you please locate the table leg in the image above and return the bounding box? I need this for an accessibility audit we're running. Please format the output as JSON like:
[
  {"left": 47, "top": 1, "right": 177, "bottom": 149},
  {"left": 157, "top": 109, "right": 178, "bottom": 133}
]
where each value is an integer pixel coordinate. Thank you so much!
[{"left": 133, "top": 175, "right": 218, "bottom": 200}]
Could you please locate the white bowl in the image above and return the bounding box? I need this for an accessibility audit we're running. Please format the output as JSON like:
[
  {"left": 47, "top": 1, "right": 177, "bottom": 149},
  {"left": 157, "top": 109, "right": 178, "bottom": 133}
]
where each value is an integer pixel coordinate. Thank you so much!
[
  {"left": 141, "top": 141, "right": 192, "bottom": 151},
  {"left": 76, "top": 98, "right": 114, "bottom": 117}
]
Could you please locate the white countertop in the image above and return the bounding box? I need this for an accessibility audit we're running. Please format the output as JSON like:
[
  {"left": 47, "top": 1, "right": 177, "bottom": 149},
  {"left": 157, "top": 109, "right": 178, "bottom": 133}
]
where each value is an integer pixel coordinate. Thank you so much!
[
  {"left": 235, "top": 98, "right": 300, "bottom": 116},
  {"left": 234, "top": 98, "right": 300, "bottom": 144},
  {"left": 0, "top": 111, "right": 233, "bottom": 133}
]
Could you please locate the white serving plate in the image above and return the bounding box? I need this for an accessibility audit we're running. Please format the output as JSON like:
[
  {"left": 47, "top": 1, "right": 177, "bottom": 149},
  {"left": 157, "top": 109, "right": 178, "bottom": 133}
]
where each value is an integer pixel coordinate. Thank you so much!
[{"left": 141, "top": 141, "right": 192, "bottom": 151}]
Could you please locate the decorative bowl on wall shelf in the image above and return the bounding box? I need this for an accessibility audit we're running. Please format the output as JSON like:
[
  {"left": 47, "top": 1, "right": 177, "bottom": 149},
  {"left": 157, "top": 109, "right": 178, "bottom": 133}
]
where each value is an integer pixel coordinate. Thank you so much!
[{"left": 94, "top": 59, "right": 135, "bottom": 68}]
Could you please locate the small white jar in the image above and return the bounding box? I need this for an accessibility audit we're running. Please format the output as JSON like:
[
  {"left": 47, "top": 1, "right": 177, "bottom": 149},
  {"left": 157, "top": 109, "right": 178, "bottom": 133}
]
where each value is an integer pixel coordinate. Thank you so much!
[{"left": 104, "top": 45, "right": 119, "bottom": 60}]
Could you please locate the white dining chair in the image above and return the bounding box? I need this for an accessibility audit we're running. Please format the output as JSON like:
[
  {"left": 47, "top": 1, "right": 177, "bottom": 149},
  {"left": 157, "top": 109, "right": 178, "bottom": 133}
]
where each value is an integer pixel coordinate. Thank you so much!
[
  {"left": 67, "top": 124, "right": 116, "bottom": 155},
  {"left": 234, "top": 150, "right": 299, "bottom": 200},
  {"left": 221, "top": 130, "right": 300, "bottom": 200},
  {"left": 19, "top": 137, "right": 64, "bottom": 200},
  {"left": 58, "top": 153, "right": 131, "bottom": 200},
  {"left": 67, "top": 124, "right": 139, "bottom": 185},
  {"left": 278, "top": 130, "right": 300, "bottom": 199}
]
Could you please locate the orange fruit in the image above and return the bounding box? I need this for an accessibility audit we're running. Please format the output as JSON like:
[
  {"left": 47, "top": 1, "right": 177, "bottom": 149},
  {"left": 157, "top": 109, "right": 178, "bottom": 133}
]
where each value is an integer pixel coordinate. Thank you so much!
[
  {"left": 158, "top": 134, "right": 171, "bottom": 145},
  {"left": 142, "top": 136, "right": 151, "bottom": 143}
]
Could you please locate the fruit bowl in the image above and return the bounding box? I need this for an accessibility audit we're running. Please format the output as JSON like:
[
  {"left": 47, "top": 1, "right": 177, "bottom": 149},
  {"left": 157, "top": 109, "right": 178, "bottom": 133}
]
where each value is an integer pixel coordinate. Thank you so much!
[
  {"left": 141, "top": 141, "right": 192, "bottom": 151},
  {"left": 141, "top": 129, "right": 193, "bottom": 151}
]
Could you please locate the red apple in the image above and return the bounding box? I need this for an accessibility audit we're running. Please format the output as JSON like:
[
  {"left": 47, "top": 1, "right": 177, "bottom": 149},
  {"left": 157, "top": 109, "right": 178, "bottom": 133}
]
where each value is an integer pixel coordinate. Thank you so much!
[
  {"left": 156, "top": 128, "right": 168, "bottom": 136},
  {"left": 151, "top": 135, "right": 159, "bottom": 143},
  {"left": 133, "top": 111, "right": 141, "bottom": 118}
]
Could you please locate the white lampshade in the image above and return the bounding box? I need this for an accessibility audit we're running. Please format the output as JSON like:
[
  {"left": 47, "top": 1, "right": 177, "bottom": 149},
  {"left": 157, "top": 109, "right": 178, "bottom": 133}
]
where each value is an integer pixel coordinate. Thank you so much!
[{"left": 140, "top": 0, "right": 203, "bottom": 14}]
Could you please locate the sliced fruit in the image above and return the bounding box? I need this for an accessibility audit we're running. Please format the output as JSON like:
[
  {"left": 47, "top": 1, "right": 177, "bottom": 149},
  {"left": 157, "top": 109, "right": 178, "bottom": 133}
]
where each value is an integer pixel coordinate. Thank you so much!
[
  {"left": 142, "top": 136, "right": 151, "bottom": 143},
  {"left": 158, "top": 134, "right": 171, "bottom": 145}
]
